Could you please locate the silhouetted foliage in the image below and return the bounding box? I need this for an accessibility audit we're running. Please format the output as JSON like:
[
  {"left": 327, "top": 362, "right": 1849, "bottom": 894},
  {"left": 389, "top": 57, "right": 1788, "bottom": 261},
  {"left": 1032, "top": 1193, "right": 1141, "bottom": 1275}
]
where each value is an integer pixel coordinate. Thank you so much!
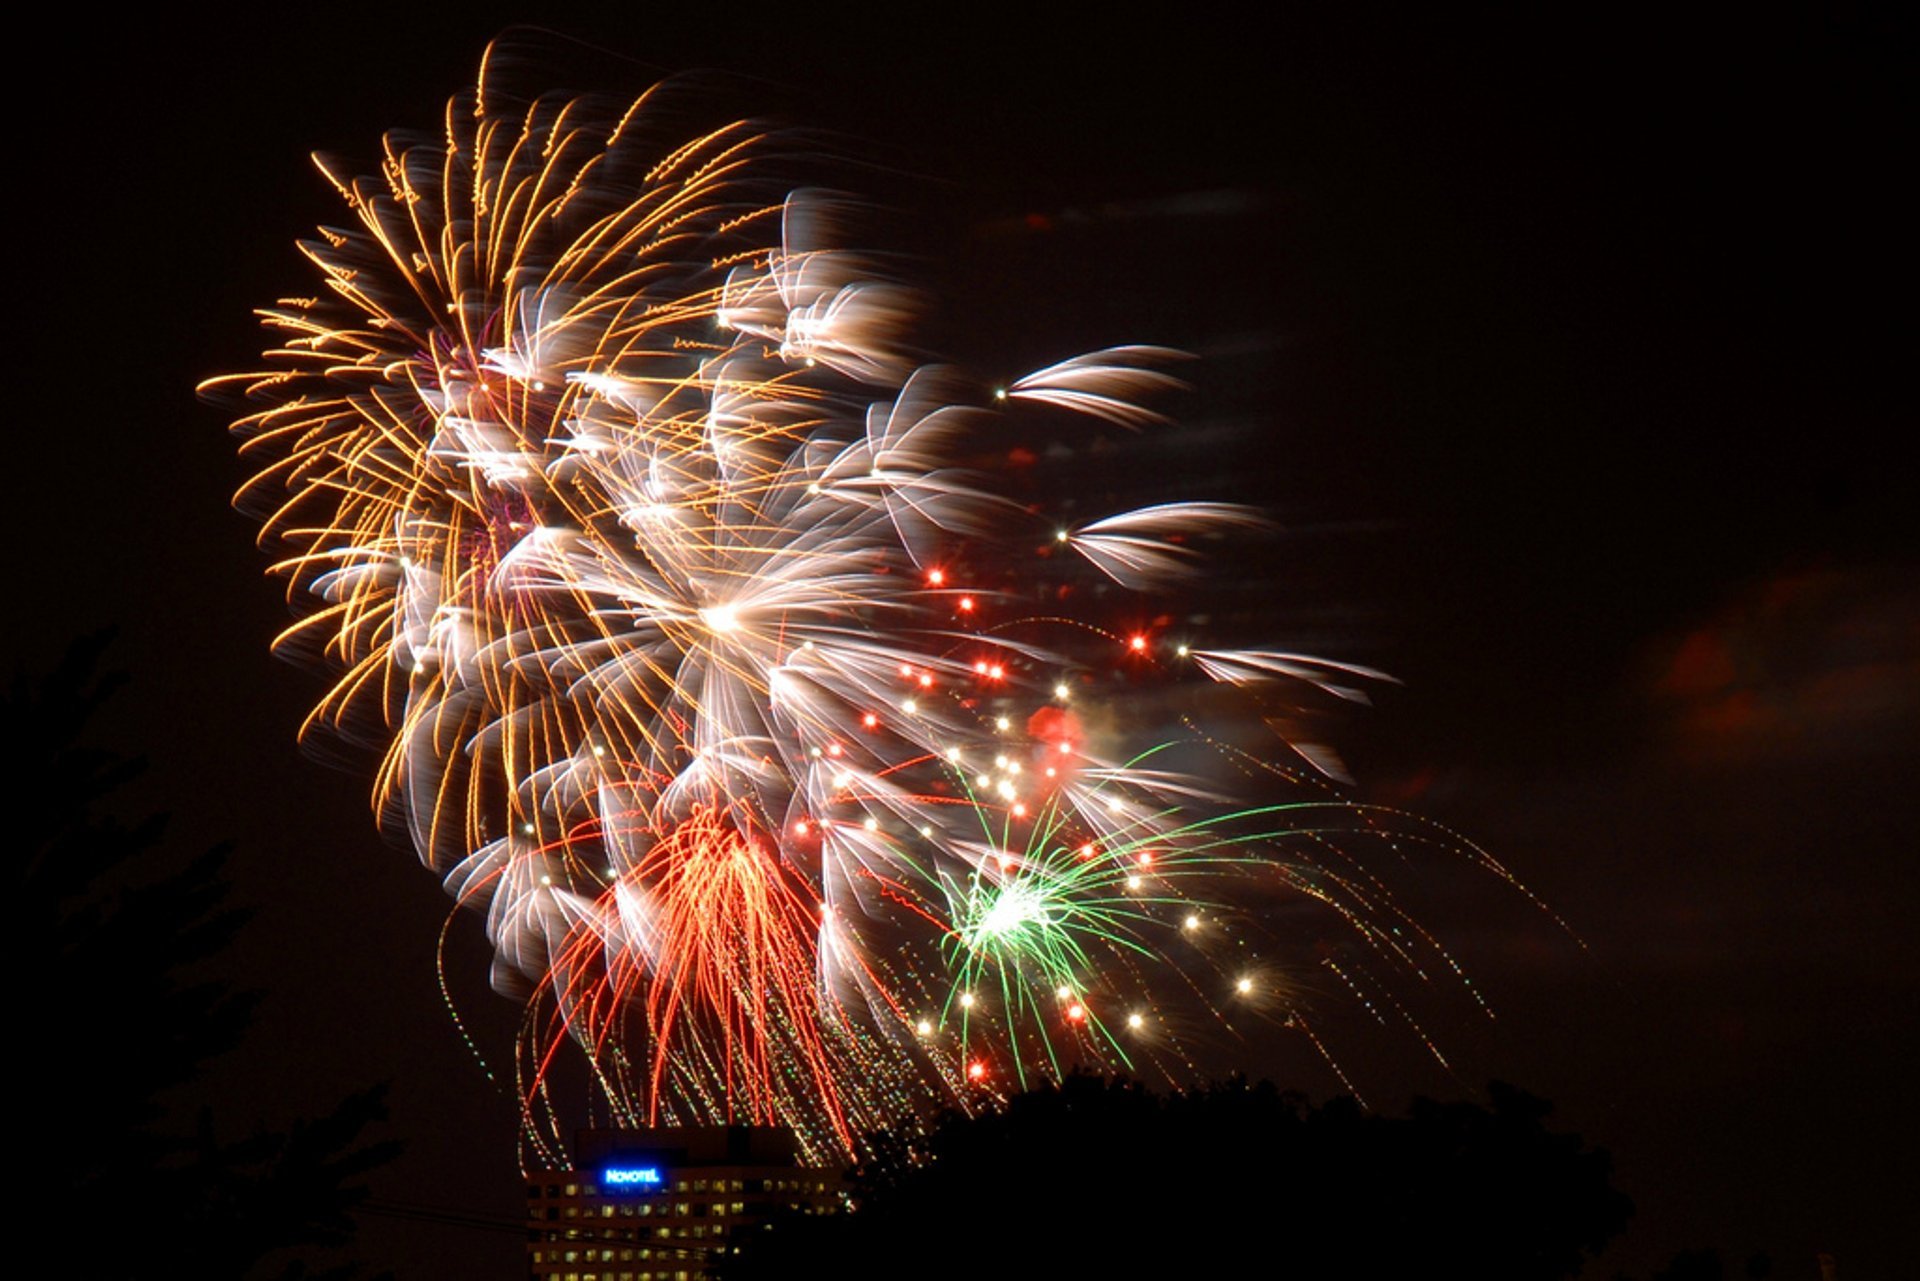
[
  {"left": 12, "top": 636, "right": 399, "bottom": 1279},
  {"left": 722, "top": 1072, "right": 1631, "bottom": 1280},
  {"left": 1640, "top": 1247, "right": 1775, "bottom": 1281}
]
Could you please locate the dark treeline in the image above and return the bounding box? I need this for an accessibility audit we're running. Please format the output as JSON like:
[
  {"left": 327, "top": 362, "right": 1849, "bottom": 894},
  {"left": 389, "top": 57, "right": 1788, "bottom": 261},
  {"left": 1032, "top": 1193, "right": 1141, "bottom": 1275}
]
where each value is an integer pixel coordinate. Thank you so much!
[
  {"left": 722, "top": 1071, "right": 1633, "bottom": 1279},
  {"left": 13, "top": 638, "right": 398, "bottom": 1280}
]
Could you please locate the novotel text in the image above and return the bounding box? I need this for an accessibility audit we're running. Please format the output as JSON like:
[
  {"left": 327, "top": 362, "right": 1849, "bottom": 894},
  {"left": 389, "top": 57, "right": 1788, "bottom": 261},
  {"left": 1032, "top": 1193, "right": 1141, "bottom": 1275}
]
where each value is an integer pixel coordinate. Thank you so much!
[{"left": 604, "top": 1166, "right": 664, "bottom": 1188}]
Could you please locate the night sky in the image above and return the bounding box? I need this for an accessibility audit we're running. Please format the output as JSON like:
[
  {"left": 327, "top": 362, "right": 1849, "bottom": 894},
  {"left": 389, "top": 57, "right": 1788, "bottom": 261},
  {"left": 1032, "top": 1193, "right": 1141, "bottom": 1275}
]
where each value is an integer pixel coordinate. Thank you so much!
[{"left": 15, "top": 6, "right": 1911, "bottom": 1277}]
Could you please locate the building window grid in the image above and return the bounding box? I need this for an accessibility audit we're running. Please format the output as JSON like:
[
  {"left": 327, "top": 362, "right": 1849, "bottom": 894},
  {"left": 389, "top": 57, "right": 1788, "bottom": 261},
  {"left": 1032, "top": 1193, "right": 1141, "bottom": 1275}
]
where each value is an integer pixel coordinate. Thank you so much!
[{"left": 529, "top": 1154, "right": 837, "bottom": 1279}]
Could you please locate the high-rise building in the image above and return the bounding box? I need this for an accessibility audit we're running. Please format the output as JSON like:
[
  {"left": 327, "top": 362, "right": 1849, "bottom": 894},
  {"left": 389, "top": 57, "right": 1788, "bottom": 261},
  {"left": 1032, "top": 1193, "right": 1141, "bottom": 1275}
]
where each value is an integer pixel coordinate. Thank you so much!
[{"left": 525, "top": 1126, "right": 840, "bottom": 1281}]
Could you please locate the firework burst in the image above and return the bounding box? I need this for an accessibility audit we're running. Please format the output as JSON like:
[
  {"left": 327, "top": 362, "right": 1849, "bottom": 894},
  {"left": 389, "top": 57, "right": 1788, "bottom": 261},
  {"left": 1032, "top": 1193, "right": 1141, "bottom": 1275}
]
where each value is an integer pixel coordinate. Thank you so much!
[{"left": 204, "top": 45, "right": 1542, "bottom": 1164}]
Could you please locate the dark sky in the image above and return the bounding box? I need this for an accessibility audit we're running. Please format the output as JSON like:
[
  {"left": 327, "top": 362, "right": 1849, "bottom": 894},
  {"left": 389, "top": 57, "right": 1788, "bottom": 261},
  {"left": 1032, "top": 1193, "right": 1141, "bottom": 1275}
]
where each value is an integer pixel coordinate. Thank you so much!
[{"left": 15, "top": 6, "right": 1912, "bottom": 1277}]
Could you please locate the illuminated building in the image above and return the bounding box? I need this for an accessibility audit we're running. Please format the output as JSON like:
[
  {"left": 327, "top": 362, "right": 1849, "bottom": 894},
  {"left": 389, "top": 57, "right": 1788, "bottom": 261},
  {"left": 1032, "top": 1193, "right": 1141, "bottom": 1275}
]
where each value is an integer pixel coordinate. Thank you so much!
[{"left": 525, "top": 1126, "right": 840, "bottom": 1281}]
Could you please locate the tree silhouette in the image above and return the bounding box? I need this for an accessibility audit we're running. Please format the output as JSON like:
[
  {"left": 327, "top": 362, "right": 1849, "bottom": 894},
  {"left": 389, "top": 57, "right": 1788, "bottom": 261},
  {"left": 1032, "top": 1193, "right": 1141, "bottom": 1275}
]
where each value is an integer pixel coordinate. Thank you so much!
[
  {"left": 13, "top": 637, "right": 399, "bottom": 1280},
  {"left": 723, "top": 1073, "right": 1632, "bottom": 1279}
]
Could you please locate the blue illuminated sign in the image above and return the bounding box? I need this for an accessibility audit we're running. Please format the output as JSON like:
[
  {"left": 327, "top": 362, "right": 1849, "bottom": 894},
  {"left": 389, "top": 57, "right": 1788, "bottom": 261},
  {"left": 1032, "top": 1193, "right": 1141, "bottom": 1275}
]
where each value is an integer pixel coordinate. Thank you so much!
[{"left": 603, "top": 1165, "right": 664, "bottom": 1189}]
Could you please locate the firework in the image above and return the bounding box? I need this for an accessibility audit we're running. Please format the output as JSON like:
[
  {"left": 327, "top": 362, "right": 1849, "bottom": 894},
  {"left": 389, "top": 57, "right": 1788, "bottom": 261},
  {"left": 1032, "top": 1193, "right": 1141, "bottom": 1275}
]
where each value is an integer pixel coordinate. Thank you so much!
[{"left": 204, "top": 47, "right": 1535, "bottom": 1163}]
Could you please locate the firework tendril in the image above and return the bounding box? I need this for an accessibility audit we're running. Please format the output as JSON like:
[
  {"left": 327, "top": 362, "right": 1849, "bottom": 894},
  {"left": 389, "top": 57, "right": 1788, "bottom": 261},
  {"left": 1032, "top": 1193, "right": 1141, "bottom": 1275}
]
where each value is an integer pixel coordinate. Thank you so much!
[{"left": 204, "top": 48, "right": 1545, "bottom": 1165}]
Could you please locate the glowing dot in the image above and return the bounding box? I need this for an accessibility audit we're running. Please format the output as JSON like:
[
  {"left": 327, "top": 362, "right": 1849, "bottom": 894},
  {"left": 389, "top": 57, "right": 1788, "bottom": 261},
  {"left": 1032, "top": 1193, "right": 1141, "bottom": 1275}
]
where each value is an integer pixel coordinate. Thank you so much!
[
  {"left": 997, "top": 780, "right": 1017, "bottom": 800},
  {"left": 919, "top": 825, "right": 934, "bottom": 838},
  {"left": 521, "top": 822, "right": 535, "bottom": 835},
  {"left": 1055, "top": 986, "right": 1072, "bottom": 999},
  {"left": 591, "top": 744, "right": 606, "bottom": 758},
  {"left": 835, "top": 773, "right": 853, "bottom": 789},
  {"left": 989, "top": 664, "right": 1005, "bottom": 680},
  {"left": 802, "top": 639, "right": 815, "bottom": 650},
  {"left": 918, "top": 673, "right": 933, "bottom": 688},
  {"left": 1057, "top": 741, "right": 1073, "bottom": 755},
  {"left": 994, "top": 755, "right": 1009, "bottom": 769},
  {"left": 827, "top": 743, "right": 843, "bottom": 757},
  {"left": 968, "top": 1060, "right": 987, "bottom": 1080},
  {"left": 916, "top": 1019, "right": 933, "bottom": 1036},
  {"left": 1006, "top": 761, "right": 1021, "bottom": 776},
  {"left": 702, "top": 604, "right": 740, "bottom": 632},
  {"left": 863, "top": 816, "right": 879, "bottom": 832},
  {"left": 1129, "top": 635, "right": 1147, "bottom": 652},
  {"left": 1012, "top": 803, "right": 1028, "bottom": 818},
  {"left": 998, "top": 853, "right": 1017, "bottom": 872},
  {"left": 1183, "top": 915, "right": 1200, "bottom": 931},
  {"left": 902, "top": 699, "right": 918, "bottom": 714},
  {"left": 1127, "top": 1012, "right": 1145, "bottom": 1030},
  {"left": 1106, "top": 797, "right": 1123, "bottom": 813},
  {"left": 1176, "top": 644, "right": 1190, "bottom": 657},
  {"left": 945, "top": 746, "right": 962, "bottom": 762},
  {"left": 1138, "top": 852, "right": 1155, "bottom": 866},
  {"left": 928, "top": 569, "right": 945, "bottom": 586},
  {"left": 1066, "top": 1003, "right": 1085, "bottom": 1022},
  {"left": 540, "top": 875, "right": 553, "bottom": 886},
  {"left": 1077, "top": 843, "right": 1094, "bottom": 858},
  {"left": 974, "top": 660, "right": 989, "bottom": 675},
  {"left": 1235, "top": 978, "right": 1254, "bottom": 995},
  {"left": 1125, "top": 875, "right": 1142, "bottom": 890},
  {"left": 806, "top": 482, "right": 821, "bottom": 494},
  {"left": 1054, "top": 683, "right": 1070, "bottom": 700},
  {"left": 977, "top": 774, "right": 993, "bottom": 789},
  {"left": 995, "top": 716, "right": 1011, "bottom": 731},
  {"left": 1045, "top": 767, "right": 1057, "bottom": 778},
  {"left": 1056, "top": 528, "right": 1069, "bottom": 542},
  {"left": 793, "top": 821, "right": 811, "bottom": 835},
  {"left": 959, "top": 596, "right": 975, "bottom": 612},
  {"left": 809, "top": 747, "right": 822, "bottom": 758},
  {"left": 900, "top": 664, "right": 914, "bottom": 678},
  {"left": 959, "top": 992, "right": 975, "bottom": 1009},
  {"left": 862, "top": 713, "right": 879, "bottom": 728},
  {"left": 993, "top": 388, "right": 1007, "bottom": 401}
]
